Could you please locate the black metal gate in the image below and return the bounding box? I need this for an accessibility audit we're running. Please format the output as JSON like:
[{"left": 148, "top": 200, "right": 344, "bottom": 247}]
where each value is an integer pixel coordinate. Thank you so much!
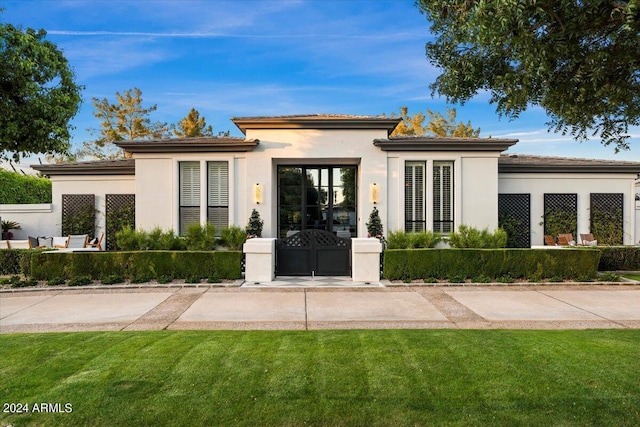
[{"left": 276, "top": 229, "right": 351, "bottom": 276}]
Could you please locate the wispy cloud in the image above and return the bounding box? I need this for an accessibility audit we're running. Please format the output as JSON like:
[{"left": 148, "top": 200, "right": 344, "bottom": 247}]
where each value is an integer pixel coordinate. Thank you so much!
[{"left": 48, "top": 29, "right": 424, "bottom": 40}]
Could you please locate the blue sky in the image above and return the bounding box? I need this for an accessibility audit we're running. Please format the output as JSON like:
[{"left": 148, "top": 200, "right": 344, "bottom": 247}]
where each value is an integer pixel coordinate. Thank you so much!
[{"left": 3, "top": 0, "right": 640, "bottom": 162}]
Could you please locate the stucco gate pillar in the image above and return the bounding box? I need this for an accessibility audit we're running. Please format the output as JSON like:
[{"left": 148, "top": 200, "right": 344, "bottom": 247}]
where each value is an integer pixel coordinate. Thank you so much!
[
  {"left": 351, "top": 238, "right": 383, "bottom": 283},
  {"left": 243, "top": 238, "right": 276, "bottom": 283}
]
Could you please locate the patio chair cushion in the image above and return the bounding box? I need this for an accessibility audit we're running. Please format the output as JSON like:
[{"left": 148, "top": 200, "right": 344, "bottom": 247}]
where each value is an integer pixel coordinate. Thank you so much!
[
  {"left": 28, "top": 236, "right": 39, "bottom": 248},
  {"left": 67, "top": 234, "right": 89, "bottom": 249},
  {"left": 38, "top": 236, "right": 53, "bottom": 248}
]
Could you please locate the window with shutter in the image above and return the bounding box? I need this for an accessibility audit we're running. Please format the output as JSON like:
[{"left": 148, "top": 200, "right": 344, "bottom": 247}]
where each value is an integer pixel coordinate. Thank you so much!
[
  {"left": 404, "top": 161, "right": 426, "bottom": 232},
  {"left": 433, "top": 161, "right": 454, "bottom": 233},
  {"left": 179, "top": 161, "right": 200, "bottom": 234},
  {"left": 207, "top": 161, "right": 229, "bottom": 232}
]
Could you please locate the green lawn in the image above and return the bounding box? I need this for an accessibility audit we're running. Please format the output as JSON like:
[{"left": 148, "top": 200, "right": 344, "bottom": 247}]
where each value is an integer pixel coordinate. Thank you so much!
[
  {"left": 1, "top": 330, "right": 639, "bottom": 426},
  {"left": 622, "top": 274, "right": 640, "bottom": 281}
]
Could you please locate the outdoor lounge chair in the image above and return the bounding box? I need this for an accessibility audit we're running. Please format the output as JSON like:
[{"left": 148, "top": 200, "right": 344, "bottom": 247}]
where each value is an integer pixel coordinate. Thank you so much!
[
  {"left": 66, "top": 234, "right": 89, "bottom": 249},
  {"left": 86, "top": 233, "right": 104, "bottom": 251},
  {"left": 557, "top": 234, "right": 575, "bottom": 246},
  {"left": 544, "top": 235, "right": 556, "bottom": 246},
  {"left": 7, "top": 240, "right": 30, "bottom": 249},
  {"left": 580, "top": 233, "right": 598, "bottom": 246},
  {"left": 53, "top": 236, "right": 69, "bottom": 248}
]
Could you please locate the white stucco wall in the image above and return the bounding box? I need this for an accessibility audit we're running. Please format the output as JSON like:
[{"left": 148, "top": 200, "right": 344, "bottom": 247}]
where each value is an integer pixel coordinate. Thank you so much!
[
  {"left": 51, "top": 175, "right": 135, "bottom": 248},
  {"left": 130, "top": 132, "right": 505, "bottom": 238},
  {"left": 244, "top": 129, "right": 389, "bottom": 238},
  {"left": 134, "top": 154, "right": 245, "bottom": 232},
  {"left": 0, "top": 204, "right": 55, "bottom": 240},
  {"left": 461, "top": 157, "right": 499, "bottom": 229},
  {"left": 499, "top": 173, "right": 637, "bottom": 245},
  {"left": 636, "top": 200, "right": 640, "bottom": 244},
  {"left": 385, "top": 152, "right": 500, "bottom": 233}
]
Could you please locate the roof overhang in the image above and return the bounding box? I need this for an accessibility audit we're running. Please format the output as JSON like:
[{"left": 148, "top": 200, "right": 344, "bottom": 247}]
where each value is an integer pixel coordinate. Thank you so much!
[
  {"left": 31, "top": 159, "right": 135, "bottom": 176},
  {"left": 373, "top": 137, "right": 518, "bottom": 152},
  {"left": 115, "top": 137, "right": 259, "bottom": 153},
  {"left": 498, "top": 162, "right": 640, "bottom": 174},
  {"left": 232, "top": 115, "right": 402, "bottom": 134}
]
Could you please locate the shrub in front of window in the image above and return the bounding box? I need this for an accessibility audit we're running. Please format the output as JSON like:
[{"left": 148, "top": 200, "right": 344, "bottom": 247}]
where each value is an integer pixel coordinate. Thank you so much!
[
  {"left": 221, "top": 226, "right": 247, "bottom": 250},
  {"left": 448, "top": 225, "right": 507, "bottom": 248},
  {"left": 386, "top": 230, "right": 441, "bottom": 249},
  {"left": 184, "top": 223, "right": 217, "bottom": 251}
]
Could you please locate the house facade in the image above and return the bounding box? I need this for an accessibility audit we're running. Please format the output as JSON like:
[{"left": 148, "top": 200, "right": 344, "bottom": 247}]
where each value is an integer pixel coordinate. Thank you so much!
[{"left": 31, "top": 115, "right": 640, "bottom": 263}]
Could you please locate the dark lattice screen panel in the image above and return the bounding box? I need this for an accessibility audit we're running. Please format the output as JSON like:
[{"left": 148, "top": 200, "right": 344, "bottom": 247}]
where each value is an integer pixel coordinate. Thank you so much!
[
  {"left": 61, "top": 194, "right": 95, "bottom": 237},
  {"left": 543, "top": 193, "right": 577, "bottom": 238},
  {"left": 106, "top": 194, "right": 135, "bottom": 250},
  {"left": 590, "top": 193, "right": 623, "bottom": 245},
  {"left": 498, "top": 194, "right": 531, "bottom": 248}
]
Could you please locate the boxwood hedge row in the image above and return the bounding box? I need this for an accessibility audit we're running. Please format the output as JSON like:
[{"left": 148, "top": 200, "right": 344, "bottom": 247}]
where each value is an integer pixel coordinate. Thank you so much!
[
  {"left": 597, "top": 247, "right": 640, "bottom": 271},
  {"left": 383, "top": 248, "right": 601, "bottom": 281},
  {"left": 0, "top": 249, "right": 42, "bottom": 276},
  {"left": 30, "top": 251, "right": 242, "bottom": 281}
]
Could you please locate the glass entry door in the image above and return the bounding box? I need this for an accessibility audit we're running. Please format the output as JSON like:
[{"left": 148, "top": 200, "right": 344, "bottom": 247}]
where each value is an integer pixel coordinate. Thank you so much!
[{"left": 278, "top": 166, "right": 357, "bottom": 238}]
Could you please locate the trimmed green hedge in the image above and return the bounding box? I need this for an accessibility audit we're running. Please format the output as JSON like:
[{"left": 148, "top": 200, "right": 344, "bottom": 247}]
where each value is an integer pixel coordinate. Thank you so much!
[
  {"left": 0, "top": 249, "right": 43, "bottom": 275},
  {"left": 30, "top": 251, "right": 242, "bottom": 281},
  {"left": 598, "top": 247, "right": 640, "bottom": 271},
  {"left": 0, "top": 169, "right": 51, "bottom": 204},
  {"left": 383, "top": 248, "right": 601, "bottom": 281}
]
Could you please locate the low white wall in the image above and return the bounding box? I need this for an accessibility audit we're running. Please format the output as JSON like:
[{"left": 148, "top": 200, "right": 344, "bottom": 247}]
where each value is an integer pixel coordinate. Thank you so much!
[{"left": 0, "top": 204, "right": 56, "bottom": 239}]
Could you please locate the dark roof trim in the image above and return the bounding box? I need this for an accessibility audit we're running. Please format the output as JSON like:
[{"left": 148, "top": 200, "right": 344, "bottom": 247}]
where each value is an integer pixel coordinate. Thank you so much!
[
  {"left": 373, "top": 137, "right": 518, "bottom": 152},
  {"left": 232, "top": 115, "right": 402, "bottom": 134},
  {"left": 32, "top": 159, "right": 135, "bottom": 176},
  {"left": 498, "top": 155, "right": 640, "bottom": 174},
  {"left": 115, "top": 137, "right": 259, "bottom": 153}
]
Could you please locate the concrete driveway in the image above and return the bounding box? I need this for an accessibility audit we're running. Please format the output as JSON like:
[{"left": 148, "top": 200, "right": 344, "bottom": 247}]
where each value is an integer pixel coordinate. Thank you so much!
[{"left": 1, "top": 285, "right": 639, "bottom": 332}]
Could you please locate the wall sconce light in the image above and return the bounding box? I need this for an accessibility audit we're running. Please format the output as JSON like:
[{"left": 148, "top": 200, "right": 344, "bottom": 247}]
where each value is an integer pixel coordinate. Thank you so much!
[
  {"left": 371, "top": 183, "right": 379, "bottom": 204},
  {"left": 254, "top": 183, "right": 263, "bottom": 204}
]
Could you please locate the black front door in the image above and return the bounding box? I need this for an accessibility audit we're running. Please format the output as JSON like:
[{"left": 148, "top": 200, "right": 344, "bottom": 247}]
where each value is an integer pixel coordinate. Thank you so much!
[
  {"left": 276, "top": 165, "right": 356, "bottom": 276},
  {"left": 276, "top": 229, "right": 351, "bottom": 276},
  {"left": 278, "top": 166, "right": 357, "bottom": 238}
]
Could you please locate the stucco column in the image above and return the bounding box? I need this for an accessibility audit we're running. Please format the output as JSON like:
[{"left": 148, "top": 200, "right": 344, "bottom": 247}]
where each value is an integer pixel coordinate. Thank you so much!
[
  {"left": 243, "top": 238, "right": 276, "bottom": 283},
  {"left": 351, "top": 238, "right": 382, "bottom": 283}
]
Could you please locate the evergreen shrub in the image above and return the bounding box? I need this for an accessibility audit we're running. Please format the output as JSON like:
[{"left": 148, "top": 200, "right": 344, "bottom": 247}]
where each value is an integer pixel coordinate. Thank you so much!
[
  {"left": 220, "top": 226, "right": 247, "bottom": 250},
  {"left": 598, "top": 247, "right": 640, "bottom": 271},
  {"left": 386, "top": 230, "right": 441, "bottom": 249},
  {"left": 448, "top": 225, "right": 507, "bottom": 248},
  {"left": 0, "top": 249, "right": 43, "bottom": 275},
  {"left": 0, "top": 169, "right": 51, "bottom": 204},
  {"left": 383, "top": 248, "right": 600, "bottom": 281},
  {"left": 30, "top": 251, "right": 242, "bottom": 281}
]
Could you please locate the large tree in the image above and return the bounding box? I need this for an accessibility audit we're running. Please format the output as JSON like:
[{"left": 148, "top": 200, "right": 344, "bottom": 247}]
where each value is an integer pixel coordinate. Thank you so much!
[
  {"left": 417, "top": 0, "right": 640, "bottom": 151},
  {"left": 83, "top": 87, "right": 168, "bottom": 158},
  {"left": 390, "top": 106, "right": 480, "bottom": 137},
  {"left": 173, "top": 108, "right": 214, "bottom": 138},
  {"left": 0, "top": 22, "right": 82, "bottom": 161}
]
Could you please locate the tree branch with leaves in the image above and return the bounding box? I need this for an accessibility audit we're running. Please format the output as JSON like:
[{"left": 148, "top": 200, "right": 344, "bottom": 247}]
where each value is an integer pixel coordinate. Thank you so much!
[
  {"left": 417, "top": 0, "right": 640, "bottom": 151},
  {"left": 0, "top": 21, "right": 83, "bottom": 161}
]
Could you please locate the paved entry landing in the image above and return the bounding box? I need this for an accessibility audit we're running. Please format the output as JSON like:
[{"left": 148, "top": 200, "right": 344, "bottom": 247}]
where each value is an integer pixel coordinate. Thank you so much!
[{"left": 242, "top": 276, "right": 383, "bottom": 288}]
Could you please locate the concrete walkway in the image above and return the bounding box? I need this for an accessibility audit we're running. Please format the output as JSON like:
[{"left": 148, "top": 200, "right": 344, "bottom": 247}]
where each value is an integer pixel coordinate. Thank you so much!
[{"left": 1, "top": 285, "right": 640, "bottom": 333}]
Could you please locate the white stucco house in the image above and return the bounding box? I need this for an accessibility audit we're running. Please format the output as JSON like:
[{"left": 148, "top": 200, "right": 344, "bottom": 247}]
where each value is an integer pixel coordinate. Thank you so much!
[{"left": 27, "top": 114, "right": 640, "bottom": 275}]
